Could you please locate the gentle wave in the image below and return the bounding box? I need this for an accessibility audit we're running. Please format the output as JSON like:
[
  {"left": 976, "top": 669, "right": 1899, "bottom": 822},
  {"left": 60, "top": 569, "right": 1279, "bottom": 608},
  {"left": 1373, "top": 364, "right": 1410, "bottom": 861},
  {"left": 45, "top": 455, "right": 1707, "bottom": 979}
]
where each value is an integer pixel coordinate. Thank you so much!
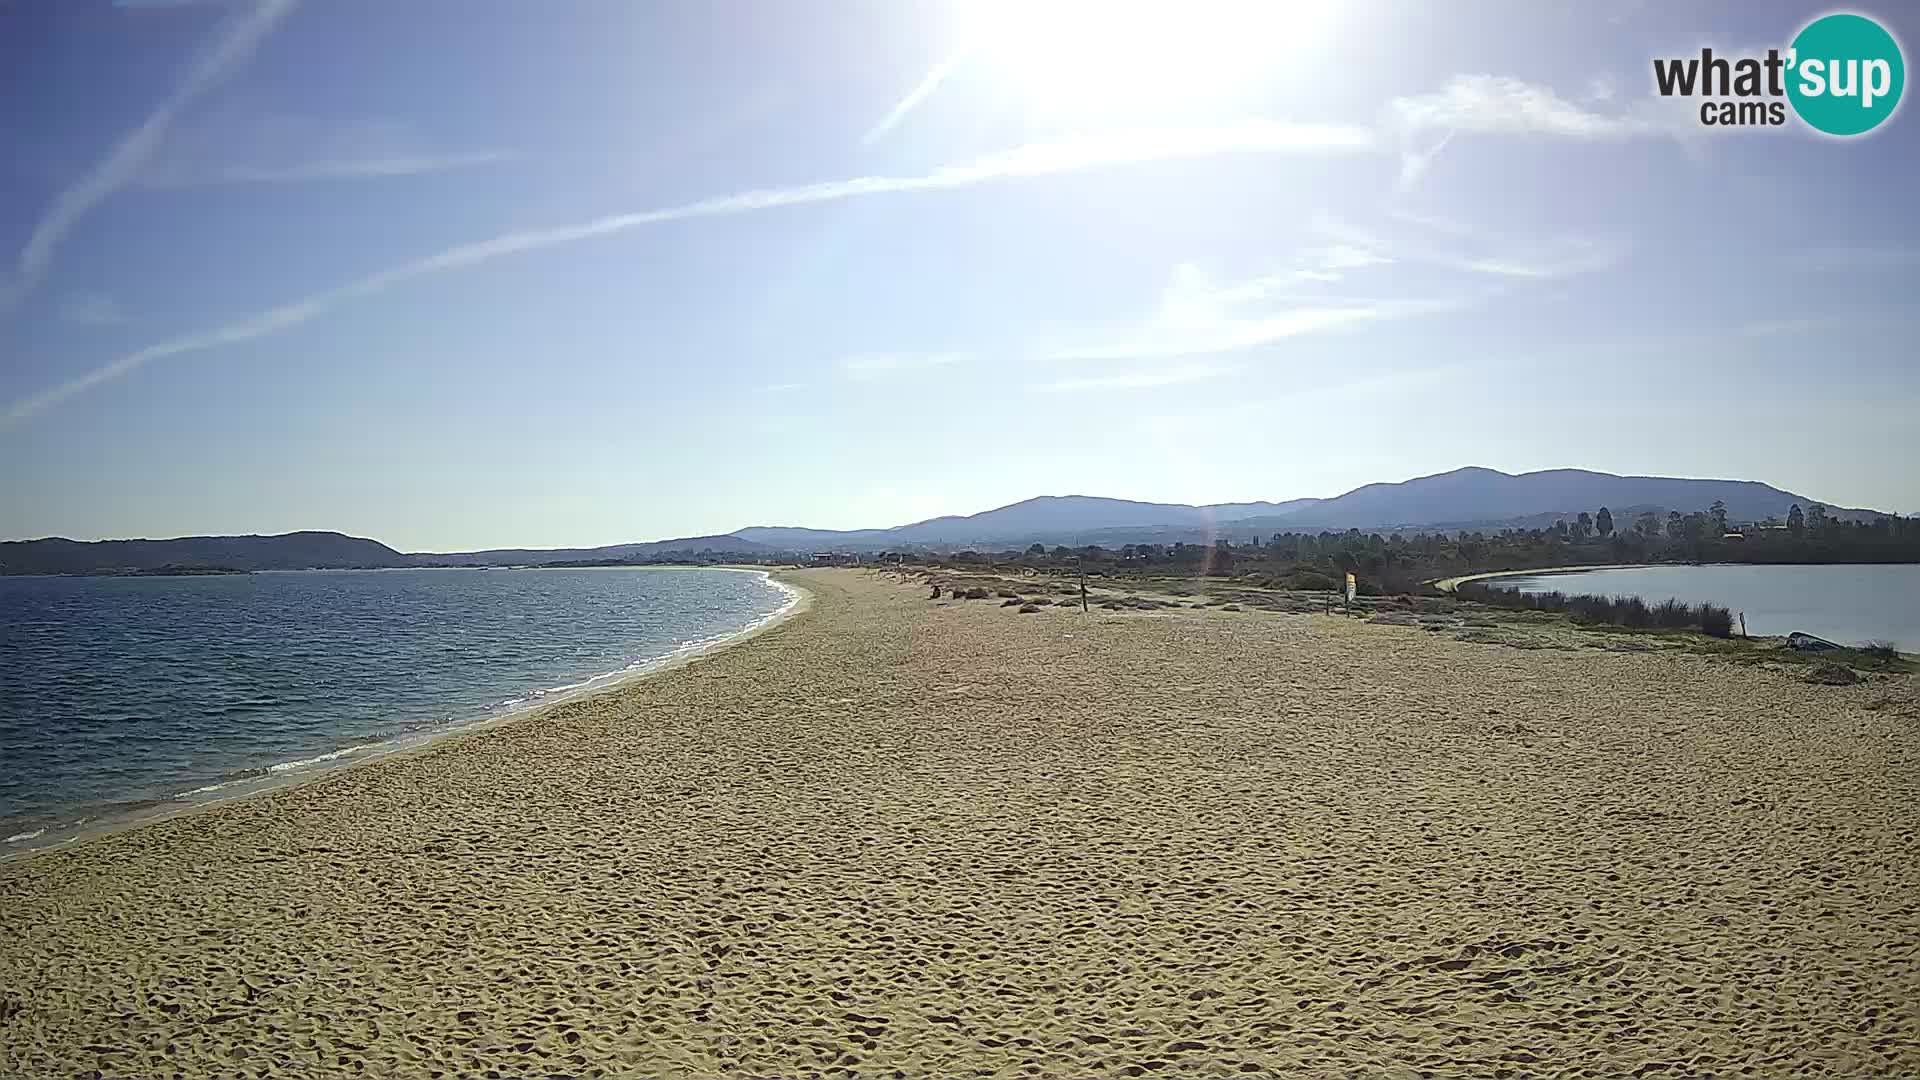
[
  {"left": 2, "top": 567, "right": 798, "bottom": 856},
  {"left": 174, "top": 782, "right": 233, "bottom": 798},
  {"left": 265, "top": 742, "right": 382, "bottom": 774}
]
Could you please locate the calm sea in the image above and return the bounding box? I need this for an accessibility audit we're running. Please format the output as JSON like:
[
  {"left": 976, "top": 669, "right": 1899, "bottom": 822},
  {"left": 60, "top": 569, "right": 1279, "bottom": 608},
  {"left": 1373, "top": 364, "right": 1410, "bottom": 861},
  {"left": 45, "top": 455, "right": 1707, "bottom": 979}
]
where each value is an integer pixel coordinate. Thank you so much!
[
  {"left": 1486, "top": 563, "right": 1920, "bottom": 650},
  {"left": 0, "top": 567, "right": 795, "bottom": 853}
]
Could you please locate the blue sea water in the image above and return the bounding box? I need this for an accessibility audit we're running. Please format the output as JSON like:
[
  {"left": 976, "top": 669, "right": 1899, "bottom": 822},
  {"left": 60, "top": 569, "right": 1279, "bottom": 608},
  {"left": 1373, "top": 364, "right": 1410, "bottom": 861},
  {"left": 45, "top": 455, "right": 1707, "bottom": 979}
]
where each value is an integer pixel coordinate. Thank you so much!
[{"left": 0, "top": 567, "right": 795, "bottom": 853}]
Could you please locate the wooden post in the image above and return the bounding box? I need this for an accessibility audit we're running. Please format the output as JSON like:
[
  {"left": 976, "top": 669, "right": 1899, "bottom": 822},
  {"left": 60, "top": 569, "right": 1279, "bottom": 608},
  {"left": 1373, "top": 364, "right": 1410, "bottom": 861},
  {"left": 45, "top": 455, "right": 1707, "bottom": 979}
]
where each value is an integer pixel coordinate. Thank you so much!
[
  {"left": 1739, "top": 612, "right": 1748, "bottom": 639},
  {"left": 1079, "top": 561, "right": 1089, "bottom": 612}
]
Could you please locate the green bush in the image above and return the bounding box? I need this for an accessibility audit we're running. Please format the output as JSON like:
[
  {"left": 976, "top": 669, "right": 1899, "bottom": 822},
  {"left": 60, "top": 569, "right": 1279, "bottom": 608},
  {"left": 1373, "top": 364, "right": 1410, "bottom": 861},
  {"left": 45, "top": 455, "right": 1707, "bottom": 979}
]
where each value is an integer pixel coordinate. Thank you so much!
[
  {"left": 1288, "top": 570, "right": 1338, "bottom": 591},
  {"left": 1460, "top": 583, "right": 1733, "bottom": 638},
  {"left": 1862, "top": 640, "right": 1900, "bottom": 664}
]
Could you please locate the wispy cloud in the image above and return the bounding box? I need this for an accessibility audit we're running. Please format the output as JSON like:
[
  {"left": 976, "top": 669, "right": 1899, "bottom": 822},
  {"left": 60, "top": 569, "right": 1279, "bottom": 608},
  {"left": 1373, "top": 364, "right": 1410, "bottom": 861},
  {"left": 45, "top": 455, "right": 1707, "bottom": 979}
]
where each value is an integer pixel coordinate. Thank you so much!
[
  {"left": 756, "top": 382, "right": 806, "bottom": 393},
  {"left": 0, "top": 0, "right": 295, "bottom": 316},
  {"left": 1316, "top": 211, "right": 1627, "bottom": 281},
  {"left": 1054, "top": 305, "right": 1414, "bottom": 364},
  {"left": 1383, "top": 74, "right": 1661, "bottom": 190},
  {"left": 3, "top": 119, "right": 1372, "bottom": 427},
  {"left": 1393, "top": 128, "right": 1455, "bottom": 192},
  {"left": 4, "top": 294, "right": 326, "bottom": 427},
  {"left": 1385, "top": 208, "right": 1476, "bottom": 237},
  {"left": 864, "top": 50, "right": 971, "bottom": 145},
  {"left": 1033, "top": 364, "right": 1239, "bottom": 393},
  {"left": 144, "top": 151, "right": 510, "bottom": 187},
  {"left": 1387, "top": 75, "right": 1653, "bottom": 140},
  {"left": 138, "top": 113, "right": 509, "bottom": 188},
  {"left": 1304, "top": 244, "right": 1393, "bottom": 273},
  {"left": 1451, "top": 240, "right": 1620, "bottom": 278},
  {"left": 58, "top": 292, "right": 128, "bottom": 327},
  {"left": 1045, "top": 251, "right": 1445, "bottom": 368},
  {"left": 1035, "top": 204, "right": 1621, "bottom": 380},
  {"left": 840, "top": 352, "right": 964, "bottom": 380}
]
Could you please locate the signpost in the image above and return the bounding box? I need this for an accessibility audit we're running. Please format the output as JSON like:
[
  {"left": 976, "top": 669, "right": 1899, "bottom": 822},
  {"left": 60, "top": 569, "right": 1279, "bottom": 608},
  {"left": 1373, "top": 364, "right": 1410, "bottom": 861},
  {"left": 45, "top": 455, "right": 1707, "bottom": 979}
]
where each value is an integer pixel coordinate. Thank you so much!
[{"left": 1345, "top": 572, "right": 1357, "bottom": 609}]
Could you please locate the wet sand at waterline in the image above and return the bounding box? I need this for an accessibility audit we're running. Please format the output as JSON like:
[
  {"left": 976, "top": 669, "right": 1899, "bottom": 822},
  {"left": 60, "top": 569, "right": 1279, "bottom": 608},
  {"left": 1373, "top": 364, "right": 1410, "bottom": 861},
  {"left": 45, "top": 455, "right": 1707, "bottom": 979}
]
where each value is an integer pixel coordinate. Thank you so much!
[{"left": 4, "top": 569, "right": 1916, "bottom": 1078}]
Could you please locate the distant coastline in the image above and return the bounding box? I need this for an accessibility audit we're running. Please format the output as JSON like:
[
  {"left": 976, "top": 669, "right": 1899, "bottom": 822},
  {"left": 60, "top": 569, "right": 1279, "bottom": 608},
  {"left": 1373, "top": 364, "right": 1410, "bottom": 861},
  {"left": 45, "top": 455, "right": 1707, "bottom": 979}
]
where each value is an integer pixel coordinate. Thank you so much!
[{"left": 51, "top": 565, "right": 254, "bottom": 578}]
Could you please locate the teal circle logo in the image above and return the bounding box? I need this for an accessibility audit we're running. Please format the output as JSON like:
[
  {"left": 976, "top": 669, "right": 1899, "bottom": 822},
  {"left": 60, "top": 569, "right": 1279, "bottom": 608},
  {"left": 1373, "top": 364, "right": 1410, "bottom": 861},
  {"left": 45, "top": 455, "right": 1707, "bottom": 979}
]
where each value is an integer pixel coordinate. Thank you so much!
[{"left": 1787, "top": 13, "right": 1905, "bottom": 136}]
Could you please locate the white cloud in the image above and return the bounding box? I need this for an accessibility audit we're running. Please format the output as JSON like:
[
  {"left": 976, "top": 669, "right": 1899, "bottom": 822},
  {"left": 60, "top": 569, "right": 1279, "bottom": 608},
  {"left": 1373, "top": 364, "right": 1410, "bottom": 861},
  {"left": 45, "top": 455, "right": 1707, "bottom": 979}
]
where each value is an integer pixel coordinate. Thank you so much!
[
  {"left": 1032, "top": 364, "right": 1238, "bottom": 393},
  {"left": 3, "top": 119, "right": 1373, "bottom": 426},
  {"left": 1446, "top": 235, "right": 1626, "bottom": 279},
  {"left": 1060, "top": 305, "right": 1404, "bottom": 363},
  {"left": 0, "top": 0, "right": 295, "bottom": 316},
  {"left": 1048, "top": 257, "right": 1450, "bottom": 368},
  {"left": 1383, "top": 74, "right": 1663, "bottom": 190},
  {"left": 1394, "top": 128, "right": 1455, "bottom": 191},
  {"left": 1037, "top": 205, "right": 1622, "bottom": 381},
  {"left": 1386, "top": 74, "right": 1654, "bottom": 140}
]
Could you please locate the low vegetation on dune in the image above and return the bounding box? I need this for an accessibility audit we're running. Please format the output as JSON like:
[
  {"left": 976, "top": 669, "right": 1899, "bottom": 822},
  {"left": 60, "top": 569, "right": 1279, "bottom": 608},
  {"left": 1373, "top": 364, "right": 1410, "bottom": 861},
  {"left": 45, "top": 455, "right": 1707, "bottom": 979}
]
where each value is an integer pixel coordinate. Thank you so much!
[
  {"left": 1456, "top": 582, "right": 1735, "bottom": 638},
  {"left": 890, "top": 499, "right": 1918, "bottom": 601},
  {"left": 896, "top": 550, "right": 1911, "bottom": 681}
]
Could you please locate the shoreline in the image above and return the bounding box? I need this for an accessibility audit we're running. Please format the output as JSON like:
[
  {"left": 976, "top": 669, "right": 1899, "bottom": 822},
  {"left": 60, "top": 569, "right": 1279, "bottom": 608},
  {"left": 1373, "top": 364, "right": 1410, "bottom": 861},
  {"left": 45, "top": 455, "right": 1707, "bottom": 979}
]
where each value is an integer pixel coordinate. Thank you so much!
[
  {"left": 5, "top": 568, "right": 1915, "bottom": 1077},
  {"left": 0, "top": 567, "right": 811, "bottom": 864}
]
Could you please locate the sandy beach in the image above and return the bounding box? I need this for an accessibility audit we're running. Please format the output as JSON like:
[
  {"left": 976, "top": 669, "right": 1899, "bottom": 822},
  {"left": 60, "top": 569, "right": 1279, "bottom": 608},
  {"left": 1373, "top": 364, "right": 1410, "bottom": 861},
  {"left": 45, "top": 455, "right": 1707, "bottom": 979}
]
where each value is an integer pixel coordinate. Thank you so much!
[{"left": 3, "top": 568, "right": 1916, "bottom": 1078}]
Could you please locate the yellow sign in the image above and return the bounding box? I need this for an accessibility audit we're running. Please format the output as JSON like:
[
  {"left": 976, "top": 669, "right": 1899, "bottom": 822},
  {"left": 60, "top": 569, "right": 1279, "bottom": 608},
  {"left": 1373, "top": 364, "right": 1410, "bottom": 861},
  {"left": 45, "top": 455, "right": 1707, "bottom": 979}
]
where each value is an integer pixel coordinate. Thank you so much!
[{"left": 1345, "top": 572, "right": 1357, "bottom": 604}]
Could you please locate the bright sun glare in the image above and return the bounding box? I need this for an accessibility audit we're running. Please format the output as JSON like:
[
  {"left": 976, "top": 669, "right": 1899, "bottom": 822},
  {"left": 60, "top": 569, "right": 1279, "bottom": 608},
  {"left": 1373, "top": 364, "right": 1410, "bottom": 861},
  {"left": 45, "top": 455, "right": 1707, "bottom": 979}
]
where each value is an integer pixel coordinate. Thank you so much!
[{"left": 964, "top": 0, "right": 1335, "bottom": 119}]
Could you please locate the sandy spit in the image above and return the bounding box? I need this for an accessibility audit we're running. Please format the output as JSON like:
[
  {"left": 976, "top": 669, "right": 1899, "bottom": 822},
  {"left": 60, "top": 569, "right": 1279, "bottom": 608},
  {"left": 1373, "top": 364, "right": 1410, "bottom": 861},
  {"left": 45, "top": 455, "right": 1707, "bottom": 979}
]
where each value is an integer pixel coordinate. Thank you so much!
[
  {"left": 1431, "top": 565, "right": 1659, "bottom": 593},
  {"left": 3, "top": 568, "right": 1916, "bottom": 1079}
]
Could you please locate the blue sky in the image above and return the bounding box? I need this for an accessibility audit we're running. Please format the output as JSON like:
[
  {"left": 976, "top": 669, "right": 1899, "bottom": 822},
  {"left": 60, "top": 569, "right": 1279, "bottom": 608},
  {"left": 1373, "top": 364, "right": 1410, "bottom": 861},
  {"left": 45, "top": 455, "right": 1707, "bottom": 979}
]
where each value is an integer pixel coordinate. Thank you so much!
[{"left": 3, "top": 0, "right": 1916, "bottom": 550}]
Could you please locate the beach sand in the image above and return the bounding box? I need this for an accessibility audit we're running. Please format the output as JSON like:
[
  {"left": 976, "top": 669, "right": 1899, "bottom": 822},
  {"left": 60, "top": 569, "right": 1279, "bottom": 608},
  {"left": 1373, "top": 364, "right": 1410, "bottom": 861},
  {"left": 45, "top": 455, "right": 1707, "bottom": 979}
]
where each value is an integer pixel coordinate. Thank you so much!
[{"left": 3, "top": 568, "right": 1916, "bottom": 1078}]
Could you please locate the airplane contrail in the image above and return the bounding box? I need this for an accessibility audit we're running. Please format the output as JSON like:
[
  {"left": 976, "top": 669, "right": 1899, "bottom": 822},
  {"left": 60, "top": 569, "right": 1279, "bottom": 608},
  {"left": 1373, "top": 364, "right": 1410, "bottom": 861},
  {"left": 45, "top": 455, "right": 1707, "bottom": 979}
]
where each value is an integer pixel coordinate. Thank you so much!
[
  {"left": 863, "top": 49, "right": 972, "bottom": 145},
  {"left": 2, "top": 119, "right": 1374, "bottom": 428},
  {"left": 0, "top": 0, "right": 297, "bottom": 316}
]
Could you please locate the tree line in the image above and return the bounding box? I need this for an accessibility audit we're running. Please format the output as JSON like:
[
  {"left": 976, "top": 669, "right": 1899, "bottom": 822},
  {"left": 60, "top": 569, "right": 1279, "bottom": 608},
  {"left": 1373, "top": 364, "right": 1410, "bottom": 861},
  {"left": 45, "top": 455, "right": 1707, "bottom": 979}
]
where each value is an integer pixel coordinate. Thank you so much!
[{"left": 914, "top": 502, "right": 1918, "bottom": 595}]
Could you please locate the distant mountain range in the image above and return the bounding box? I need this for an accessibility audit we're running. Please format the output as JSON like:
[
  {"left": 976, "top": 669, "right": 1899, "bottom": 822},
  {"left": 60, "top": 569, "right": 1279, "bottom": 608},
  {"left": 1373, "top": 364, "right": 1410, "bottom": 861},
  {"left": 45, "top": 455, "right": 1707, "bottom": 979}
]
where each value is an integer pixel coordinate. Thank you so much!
[
  {"left": 0, "top": 531, "right": 407, "bottom": 576},
  {"left": 409, "top": 535, "right": 774, "bottom": 567},
  {"left": 0, "top": 532, "right": 772, "bottom": 575},
  {"left": 737, "top": 468, "right": 1871, "bottom": 550},
  {"left": 2, "top": 467, "right": 1886, "bottom": 575},
  {"left": 732, "top": 495, "right": 1326, "bottom": 550}
]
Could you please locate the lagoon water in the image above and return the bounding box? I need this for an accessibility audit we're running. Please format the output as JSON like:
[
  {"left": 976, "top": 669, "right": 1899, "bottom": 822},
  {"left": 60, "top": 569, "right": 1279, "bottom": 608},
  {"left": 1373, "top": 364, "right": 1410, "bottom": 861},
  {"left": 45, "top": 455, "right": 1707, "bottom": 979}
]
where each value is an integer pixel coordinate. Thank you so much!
[
  {"left": 1486, "top": 563, "right": 1920, "bottom": 651},
  {"left": 0, "top": 567, "right": 794, "bottom": 852}
]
